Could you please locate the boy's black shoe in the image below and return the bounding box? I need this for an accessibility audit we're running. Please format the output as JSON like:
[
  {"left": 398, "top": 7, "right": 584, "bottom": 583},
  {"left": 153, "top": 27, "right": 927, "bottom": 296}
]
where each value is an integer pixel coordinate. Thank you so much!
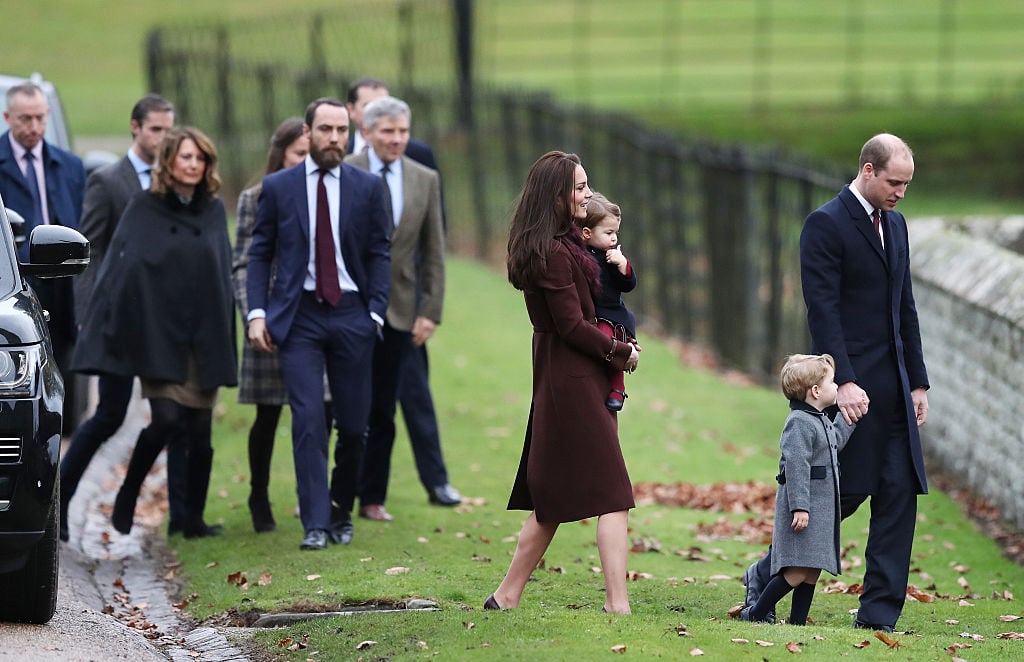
[{"left": 605, "top": 389, "right": 627, "bottom": 411}]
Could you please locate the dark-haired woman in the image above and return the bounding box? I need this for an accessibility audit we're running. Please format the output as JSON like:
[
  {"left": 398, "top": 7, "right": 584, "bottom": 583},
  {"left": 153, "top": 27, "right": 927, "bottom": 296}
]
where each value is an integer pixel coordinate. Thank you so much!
[
  {"left": 485, "top": 151, "right": 640, "bottom": 614},
  {"left": 231, "top": 117, "right": 309, "bottom": 532}
]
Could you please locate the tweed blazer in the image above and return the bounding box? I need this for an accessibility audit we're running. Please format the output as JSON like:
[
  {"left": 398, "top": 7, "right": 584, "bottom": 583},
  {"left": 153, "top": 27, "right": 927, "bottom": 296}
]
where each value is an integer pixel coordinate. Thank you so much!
[
  {"left": 770, "top": 401, "right": 855, "bottom": 576},
  {"left": 344, "top": 152, "right": 444, "bottom": 331}
]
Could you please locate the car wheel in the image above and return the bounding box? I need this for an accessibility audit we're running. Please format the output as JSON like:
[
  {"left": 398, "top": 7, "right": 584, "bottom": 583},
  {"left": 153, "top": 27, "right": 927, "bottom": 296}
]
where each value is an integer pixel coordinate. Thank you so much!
[{"left": 0, "top": 483, "right": 60, "bottom": 624}]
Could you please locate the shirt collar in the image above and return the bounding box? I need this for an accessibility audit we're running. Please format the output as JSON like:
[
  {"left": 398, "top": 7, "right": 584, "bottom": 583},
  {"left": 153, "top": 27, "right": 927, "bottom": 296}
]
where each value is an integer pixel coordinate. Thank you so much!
[
  {"left": 848, "top": 181, "right": 875, "bottom": 218},
  {"left": 305, "top": 155, "right": 340, "bottom": 179},
  {"left": 126, "top": 148, "right": 150, "bottom": 175},
  {"left": 8, "top": 133, "right": 42, "bottom": 163},
  {"left": 366, "top": 149, "right": 401, "bottom": 177}
]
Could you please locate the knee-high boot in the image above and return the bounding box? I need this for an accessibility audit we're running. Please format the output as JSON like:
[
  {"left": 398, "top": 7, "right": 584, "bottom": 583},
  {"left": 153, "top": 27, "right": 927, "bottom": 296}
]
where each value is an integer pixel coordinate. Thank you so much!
[
  {"left": 183, "top": 446, "right": 222, "bottom": 538},
  {"left": 111, "top": 426, "right": 164, "bottom": 534}
]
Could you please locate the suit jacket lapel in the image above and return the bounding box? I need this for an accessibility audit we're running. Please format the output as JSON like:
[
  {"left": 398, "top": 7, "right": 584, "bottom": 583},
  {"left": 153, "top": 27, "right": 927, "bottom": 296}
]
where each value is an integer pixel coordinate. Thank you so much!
[
  {"left": 288, "top": 165, "right": 311, "bottom": 243},
  {"left": 337, "top": 165, "right": 352, "bottom": 241},
  {"left": 839, "top": 187, "right": 886, "bottom": 265}
]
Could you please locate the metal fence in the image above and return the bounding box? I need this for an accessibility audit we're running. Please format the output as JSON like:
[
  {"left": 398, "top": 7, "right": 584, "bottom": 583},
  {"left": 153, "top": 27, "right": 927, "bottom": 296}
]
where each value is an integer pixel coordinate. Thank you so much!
[{"left": 145, "top": 2, "right": 848, "bottom": 380}]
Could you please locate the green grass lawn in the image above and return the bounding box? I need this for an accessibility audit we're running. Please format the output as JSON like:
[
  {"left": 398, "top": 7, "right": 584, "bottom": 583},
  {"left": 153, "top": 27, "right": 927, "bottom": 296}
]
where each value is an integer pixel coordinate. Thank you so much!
[{"left": 168, "top": 256, "right": 1023, "bottom": 661}]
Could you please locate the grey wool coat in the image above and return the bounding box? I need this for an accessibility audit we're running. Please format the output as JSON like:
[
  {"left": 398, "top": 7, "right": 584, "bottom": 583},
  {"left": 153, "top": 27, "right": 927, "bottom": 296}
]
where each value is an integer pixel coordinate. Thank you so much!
[{"left": 770, "top": 400, "right": 855, "bottom": 577}]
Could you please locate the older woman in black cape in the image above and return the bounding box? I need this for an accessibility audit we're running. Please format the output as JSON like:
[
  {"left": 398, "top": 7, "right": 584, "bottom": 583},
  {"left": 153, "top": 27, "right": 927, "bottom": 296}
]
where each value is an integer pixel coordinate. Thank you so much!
[{"left": 73, "top": 126, "right": 237, "bottom": 538}]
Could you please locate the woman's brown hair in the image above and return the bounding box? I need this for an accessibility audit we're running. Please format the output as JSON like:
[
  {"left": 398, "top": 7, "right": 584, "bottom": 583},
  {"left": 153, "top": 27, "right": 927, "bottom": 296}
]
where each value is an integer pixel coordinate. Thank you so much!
[
  {"left": 507, "top": 151, "right": 595, "bottom": 290},
  {"left": 150, "top": 126, "right": 221, "bottom": 199}
]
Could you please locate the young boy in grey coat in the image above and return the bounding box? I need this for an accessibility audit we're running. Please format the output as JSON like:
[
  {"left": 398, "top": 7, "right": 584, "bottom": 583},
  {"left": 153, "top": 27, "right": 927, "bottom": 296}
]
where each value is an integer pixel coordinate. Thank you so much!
[{"left": 742, "top": 353, "right": 855, "bottom": 625}]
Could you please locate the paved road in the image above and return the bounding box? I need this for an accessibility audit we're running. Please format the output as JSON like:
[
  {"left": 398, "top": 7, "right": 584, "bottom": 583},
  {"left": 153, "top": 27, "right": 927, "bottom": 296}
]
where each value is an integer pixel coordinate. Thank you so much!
[{"left": 0, "top": 383, "right": 248, "bottom": 661}]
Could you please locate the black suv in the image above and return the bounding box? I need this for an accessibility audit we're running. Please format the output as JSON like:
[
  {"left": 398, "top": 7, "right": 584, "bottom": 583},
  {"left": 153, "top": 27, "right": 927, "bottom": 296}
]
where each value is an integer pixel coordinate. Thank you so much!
[{"left": 0, "top": 200, "right": 89, "bottom": 623}]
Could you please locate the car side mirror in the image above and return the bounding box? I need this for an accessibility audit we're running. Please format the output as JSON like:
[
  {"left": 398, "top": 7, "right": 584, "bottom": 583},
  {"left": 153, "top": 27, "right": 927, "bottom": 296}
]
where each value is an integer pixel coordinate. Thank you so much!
[
  {"left": 19, "top": 224, "right": 90, "bottom": 278},
  {"left": 5, "top": 207, "right": 27, "bottom": 246}
]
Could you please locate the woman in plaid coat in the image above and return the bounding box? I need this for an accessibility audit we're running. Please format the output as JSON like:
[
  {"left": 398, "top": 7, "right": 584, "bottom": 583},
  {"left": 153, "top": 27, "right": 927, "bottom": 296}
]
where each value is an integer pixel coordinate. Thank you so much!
[{"left": 232, "top": 117, "right": 309, "bottom": 532}]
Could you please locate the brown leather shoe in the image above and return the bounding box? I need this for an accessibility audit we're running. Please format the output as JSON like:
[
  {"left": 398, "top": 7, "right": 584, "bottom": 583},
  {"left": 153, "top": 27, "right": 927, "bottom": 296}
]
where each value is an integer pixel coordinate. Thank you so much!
[{"left": 359, "top": 504, "right": 394, "bottom": 521}]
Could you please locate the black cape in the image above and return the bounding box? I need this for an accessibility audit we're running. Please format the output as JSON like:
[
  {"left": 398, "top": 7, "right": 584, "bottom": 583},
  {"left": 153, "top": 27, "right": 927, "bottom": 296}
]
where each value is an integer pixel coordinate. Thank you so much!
[{"left": 72, "top": 190, "right": 238, "bottom": 389}]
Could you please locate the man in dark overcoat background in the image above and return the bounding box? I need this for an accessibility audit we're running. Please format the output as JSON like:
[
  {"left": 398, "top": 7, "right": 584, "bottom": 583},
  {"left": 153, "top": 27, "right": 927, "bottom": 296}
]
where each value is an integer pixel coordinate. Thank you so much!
[
  {"left": 743, "top": 133, "right": 929, "bottom": 633},
  {"left": 0, "top": 80, "right": 84, "bottom": 415}
]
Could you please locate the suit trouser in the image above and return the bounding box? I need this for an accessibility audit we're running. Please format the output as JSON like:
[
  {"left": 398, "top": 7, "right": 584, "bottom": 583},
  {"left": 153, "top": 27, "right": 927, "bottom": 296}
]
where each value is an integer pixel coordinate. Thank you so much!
[
  {"left": 753, "top": 404, "right": 917, "bottom": 627},
  {"left": 279, "top": 293, "right": 375, "bottom": 533},
  {"left": 361, "top": 324, "right": 449, "bottom": 506},
  {"left": 397, "top": 343, "right": 450, "bottom": 491}
]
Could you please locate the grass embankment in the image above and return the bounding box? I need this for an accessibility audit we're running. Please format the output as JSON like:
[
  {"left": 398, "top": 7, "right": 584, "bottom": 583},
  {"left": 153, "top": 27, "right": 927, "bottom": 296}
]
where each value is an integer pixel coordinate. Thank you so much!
[{"left": 169, "top": 256, "right": 1023, "bottom": 661}]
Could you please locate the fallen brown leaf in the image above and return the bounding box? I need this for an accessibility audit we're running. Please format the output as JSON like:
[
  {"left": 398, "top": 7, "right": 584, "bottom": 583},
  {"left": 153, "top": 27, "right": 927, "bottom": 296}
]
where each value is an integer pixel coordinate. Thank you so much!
[
  {"left": 755, "top": 640, "right": 774, "bottom": 647},
  {"left": 384, "top": 567, "right": 409, "bottom": 575},
  {"left": 464, "top": 621, "right": 475, "bottom": 629},
  {"left": 730, "top": 638, "right": 749, "bottom": 644},
  {"left": 853, "top": 640, "right": 871, "bottom": 649},
  {"left": 356, "top": 640, "right": 377, "bottom": 650},
  {"left": 689, "top": 648, "right": 704, "bottom": 656},
  {"left": 305, "top": 574, "right": 321, "bottom": 581},
  {"left": 874, "top": 631, "right": 901, "bottom": 649},
  {"left": 258, "top": 573, "right": 272, "bottom": 586},
  {"left": 610, "top": 644, "right": 626, "bottom": 653},
  {"left": 785, "top": 641, "right": 802, "bottom": 653},
  {"left": 995, "top": 632, "right": 1024, "bottom": 640},
  {"left": 999, "top": 614, "right": 1022, "bottom": 622},
  {"left": 959, "top": 632, "right": 985, "bottom": 641}
]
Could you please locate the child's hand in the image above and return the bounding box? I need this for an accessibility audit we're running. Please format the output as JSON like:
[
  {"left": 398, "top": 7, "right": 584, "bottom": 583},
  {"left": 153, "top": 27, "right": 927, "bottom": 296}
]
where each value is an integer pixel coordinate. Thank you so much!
[
  {"left": 791, "top": 511, "right": 809, "bottom": 531},
  {"left": 606, "top": 246, "right": 629, "bottom": 274}
]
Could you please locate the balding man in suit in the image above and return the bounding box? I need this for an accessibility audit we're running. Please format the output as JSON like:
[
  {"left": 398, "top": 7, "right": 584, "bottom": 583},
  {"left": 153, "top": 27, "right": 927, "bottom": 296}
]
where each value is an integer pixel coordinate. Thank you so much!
[
  {"left": 344, "top": 95, "right": 455, "bottom": 521},
  {"left": 743, "top": 134, "right": 929, "bottom": 633}
]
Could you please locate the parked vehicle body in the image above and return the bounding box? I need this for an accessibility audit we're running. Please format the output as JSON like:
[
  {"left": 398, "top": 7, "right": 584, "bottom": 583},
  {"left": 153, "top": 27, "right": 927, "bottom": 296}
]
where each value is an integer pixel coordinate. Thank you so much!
[{"left": 0, "top": 199, "right": 89, "bottom": 623}]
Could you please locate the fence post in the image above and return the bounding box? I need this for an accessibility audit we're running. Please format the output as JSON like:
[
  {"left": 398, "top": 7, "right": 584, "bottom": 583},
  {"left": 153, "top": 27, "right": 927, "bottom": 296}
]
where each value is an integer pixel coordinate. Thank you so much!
[
  {"left": 702, "top": 146, "right": 753, "bottom": 370},
  {"left": 145, "top": 29, "right": 164, "bottom": 94},
  {"left": 398, "top": 1, "right": 414, "bottom": 92}
]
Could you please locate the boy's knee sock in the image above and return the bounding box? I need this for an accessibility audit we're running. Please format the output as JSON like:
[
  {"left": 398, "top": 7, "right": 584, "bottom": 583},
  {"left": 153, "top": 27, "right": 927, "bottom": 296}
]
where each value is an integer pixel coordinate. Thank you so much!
[
  {"left": 749, "top": 575, "right": 796, "bottom": 621},
  {"left": 788, "top": 582, "right": 816, "bottom": 625}
]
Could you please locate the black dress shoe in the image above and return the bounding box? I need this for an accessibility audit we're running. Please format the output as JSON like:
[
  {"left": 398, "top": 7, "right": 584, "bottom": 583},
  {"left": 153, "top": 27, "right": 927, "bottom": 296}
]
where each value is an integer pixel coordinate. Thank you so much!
[
  {"left": 300, "top": 529, "right": 328, "bottom": 550},
  {"left": 184, "top": 523, "right": 224, "bottom": 539},
  {"left": 248, "top": 494, "right": 277, "bottom": 533},
  {"left": 853, "top": 619, "right": 895, "bottom": 633},
  {"left": 428, "top": 483, "right": 462, "bottom": 506},
  {"left": 483, "top": 594, "right": 502, "bottom": 610},
  {"left": 328, "top": 519, "right": 354, "bottom": 545}
]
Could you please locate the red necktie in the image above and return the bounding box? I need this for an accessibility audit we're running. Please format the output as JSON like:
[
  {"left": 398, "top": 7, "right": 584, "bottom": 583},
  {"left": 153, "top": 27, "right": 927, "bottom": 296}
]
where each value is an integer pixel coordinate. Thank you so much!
[
  {"left": 314, "top": 170, "right": 342, "bottom": 306},
  {"left": 872, "top": 209, "right": 881, "bottom": 236}
]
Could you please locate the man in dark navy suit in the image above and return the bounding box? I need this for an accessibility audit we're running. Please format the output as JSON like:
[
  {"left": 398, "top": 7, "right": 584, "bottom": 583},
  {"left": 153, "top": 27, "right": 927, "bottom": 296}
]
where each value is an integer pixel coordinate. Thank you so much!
[
  {"left": 247, "top": 97, "right": 391, "bottom": 550},
  {"left": 742, "top": 134, "right": 929, "bottom": 632},
  {"left": 345, "top": 78, "right": 462, "bottom": 510},
  {"left": 0, "top": 81, "right": 85, "bottom": 393}
]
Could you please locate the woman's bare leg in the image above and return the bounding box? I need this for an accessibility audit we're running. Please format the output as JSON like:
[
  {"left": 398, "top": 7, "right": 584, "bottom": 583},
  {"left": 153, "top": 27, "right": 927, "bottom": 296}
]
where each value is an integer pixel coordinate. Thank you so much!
[
  {"left": 491, "top": 512, "right": 558, "bottom": 608},
  {"left": 597, "top": 510, "right": 631, "bottom": 614}
]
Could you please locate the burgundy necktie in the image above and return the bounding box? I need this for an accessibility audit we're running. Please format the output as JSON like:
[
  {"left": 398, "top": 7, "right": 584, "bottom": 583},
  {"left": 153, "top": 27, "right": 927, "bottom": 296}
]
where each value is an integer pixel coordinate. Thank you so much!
[
  {"left": 314, "top": 170, "right": 342, "bottom": 306},
  {"left": 872, "top": 209, "right": 881, "bottom": 236}
]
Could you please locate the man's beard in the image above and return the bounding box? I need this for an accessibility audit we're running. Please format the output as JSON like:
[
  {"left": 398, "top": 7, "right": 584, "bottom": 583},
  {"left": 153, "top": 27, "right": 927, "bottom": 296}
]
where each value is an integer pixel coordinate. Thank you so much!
[{"left": 311, "top": 144, "right": 344, "bottom": 169}]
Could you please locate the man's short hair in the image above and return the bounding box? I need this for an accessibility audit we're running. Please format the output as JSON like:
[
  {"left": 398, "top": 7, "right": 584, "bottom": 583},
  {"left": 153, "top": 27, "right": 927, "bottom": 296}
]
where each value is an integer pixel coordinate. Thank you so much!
[
  {"left": 5, "top": 81, "right": 45, "bottom": 109},
  {"left": 780, "top": 353, "right": 835, "bottom": 401},
  {"left": 346, "top": 77, "right": 389, "bottom": 104},
  {"left": 362, "top": 96, "right": 411, "bottom": 131},
  {"left": 131, "top": 93, "right": 174, "bottom": 125}
]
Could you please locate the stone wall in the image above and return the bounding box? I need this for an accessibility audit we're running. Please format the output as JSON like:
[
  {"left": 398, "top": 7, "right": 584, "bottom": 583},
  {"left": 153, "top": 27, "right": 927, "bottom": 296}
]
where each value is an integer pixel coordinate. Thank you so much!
[{"left": 909, "top": 218, "right": 1024, "bottom": 530}]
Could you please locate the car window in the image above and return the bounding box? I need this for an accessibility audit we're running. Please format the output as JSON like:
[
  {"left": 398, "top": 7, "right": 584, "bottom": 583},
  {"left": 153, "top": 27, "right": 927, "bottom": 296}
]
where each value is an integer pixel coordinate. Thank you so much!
[{"left": 0, "top": 210, "right": 18, "bottom": 300}]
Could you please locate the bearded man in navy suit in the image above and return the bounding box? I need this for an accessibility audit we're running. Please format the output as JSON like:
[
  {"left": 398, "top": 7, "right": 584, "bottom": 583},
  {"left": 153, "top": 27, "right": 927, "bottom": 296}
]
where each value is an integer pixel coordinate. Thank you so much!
[
  {"left": 247, "top": 97, "right": 390, "bottom": 551},
  {"left": 743, "top": 134, "right": 929, "bottom": 633}
]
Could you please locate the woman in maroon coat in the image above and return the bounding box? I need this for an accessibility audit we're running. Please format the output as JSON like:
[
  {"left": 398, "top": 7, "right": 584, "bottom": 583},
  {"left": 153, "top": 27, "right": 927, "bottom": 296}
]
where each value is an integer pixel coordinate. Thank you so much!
[{"left": 484, "top": 151, "right": 640, "bottom": 614}]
